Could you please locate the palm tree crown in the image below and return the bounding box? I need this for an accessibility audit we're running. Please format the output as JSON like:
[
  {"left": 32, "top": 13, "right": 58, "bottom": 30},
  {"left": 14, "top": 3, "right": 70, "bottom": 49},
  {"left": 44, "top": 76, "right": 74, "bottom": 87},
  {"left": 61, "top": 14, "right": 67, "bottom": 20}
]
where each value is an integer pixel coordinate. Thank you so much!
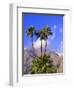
[{"left": 27, "top": 25, "right": 35, "bottom": 37}]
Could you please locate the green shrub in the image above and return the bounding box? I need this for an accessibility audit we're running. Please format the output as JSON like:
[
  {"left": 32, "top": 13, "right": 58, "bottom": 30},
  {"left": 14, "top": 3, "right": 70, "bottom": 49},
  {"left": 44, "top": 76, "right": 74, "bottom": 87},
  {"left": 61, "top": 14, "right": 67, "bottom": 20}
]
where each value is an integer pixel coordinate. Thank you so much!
[{"left": 30, "top": 54, "right": 57, "bottom": 74}]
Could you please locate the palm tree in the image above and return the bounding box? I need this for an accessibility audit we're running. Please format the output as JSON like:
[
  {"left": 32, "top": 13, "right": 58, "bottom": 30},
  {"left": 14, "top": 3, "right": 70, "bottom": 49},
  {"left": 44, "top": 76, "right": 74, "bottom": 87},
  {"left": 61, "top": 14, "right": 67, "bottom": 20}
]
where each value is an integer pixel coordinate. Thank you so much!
[
  {"left": 33, "top": 25, "right": 53, "bottom": 57},
  {"left": 35, "top": 29, "right": 45, "bottom": 57},
  {"left": 27, "top": 25, "right": 35, "bottom": 55},
  {"left": 35, "top": 30, "right": 44, "bottom": 57},
  {"left": 35, "top": 26, "right": 53, "bottom": 57},
  {"left": 39, "top": 29, "right": 46, "bottom": 57},
  {"left": 43, "top": 26, "right": 53, "bottom": 55}
]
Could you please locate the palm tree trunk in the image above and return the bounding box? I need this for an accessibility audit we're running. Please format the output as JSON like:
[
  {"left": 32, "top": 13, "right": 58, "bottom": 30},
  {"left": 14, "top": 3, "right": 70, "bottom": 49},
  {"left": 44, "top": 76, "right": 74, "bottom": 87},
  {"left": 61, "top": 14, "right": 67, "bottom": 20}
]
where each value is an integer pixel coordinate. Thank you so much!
[
  {"left": 45, "top": 40, "right": 47, "bottom": 55},
  {"left": 32, "top": 37, "right": 34, "bottom": 52},
  {"left": 41, "top": 40, "right": 42, "bottom": 57},
  {"left": 32, "top": 37, "right": 35, "bottom": 57}
]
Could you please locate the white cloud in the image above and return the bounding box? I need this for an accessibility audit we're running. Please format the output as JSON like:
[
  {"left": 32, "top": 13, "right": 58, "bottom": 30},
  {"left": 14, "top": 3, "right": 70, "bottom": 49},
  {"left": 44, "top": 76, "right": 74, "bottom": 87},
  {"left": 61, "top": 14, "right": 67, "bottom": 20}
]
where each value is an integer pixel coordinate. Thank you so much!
[
  {"left": 53, "top": 25, "right": 57, "bottom": 29},
  {"left": 24, "top": 48, "right": 27, "bottom": 50},
  {"left": 50, "top": 32, "right": 56, "bottom": 40},
  {"left": 34, "top": 38, "right": 51, "bottom": 49},
  {"left": 50, "top": 25, "right": 57, "bottom": 40},
  {"left": 34, "top": 38, "right": 46, "bottom": 49},
  {"left": 49, "top": 32, "right": 56, "bottom": 40}
]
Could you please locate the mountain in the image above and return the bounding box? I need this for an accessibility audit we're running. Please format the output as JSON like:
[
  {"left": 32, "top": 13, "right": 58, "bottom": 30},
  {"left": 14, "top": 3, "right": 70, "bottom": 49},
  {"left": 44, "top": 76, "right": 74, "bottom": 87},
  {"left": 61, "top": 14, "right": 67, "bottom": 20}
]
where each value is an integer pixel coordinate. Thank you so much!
[{"left": 23, "top": 48, "right": 63, "bottom": 74}]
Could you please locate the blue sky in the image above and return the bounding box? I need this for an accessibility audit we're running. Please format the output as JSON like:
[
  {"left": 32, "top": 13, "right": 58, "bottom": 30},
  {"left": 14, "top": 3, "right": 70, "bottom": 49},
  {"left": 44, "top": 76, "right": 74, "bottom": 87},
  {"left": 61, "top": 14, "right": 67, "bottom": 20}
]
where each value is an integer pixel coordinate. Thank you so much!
[{"left": 23, "top": 13, "right": 63, "bottom": 53}]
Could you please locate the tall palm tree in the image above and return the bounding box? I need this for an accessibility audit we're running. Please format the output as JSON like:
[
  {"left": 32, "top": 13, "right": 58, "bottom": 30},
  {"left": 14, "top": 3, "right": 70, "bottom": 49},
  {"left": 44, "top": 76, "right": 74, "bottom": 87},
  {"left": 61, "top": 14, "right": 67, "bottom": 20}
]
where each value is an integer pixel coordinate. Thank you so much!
[
  {"left": 35, "top": 26, "right": 53, "bottom": 57},
  {"left": 27, "top": 26, "right": 35, "bottom": 55},
  {"left": 35, "top": 30, "right": 44, "bottom": 57},
  {"left": 35, "top": 29, "right": 46, "bottom": 57},
  {"left": 39, "top": 29, "right": 46, "bottom": 57},
  {"left": 43, "top": 26, "right": 53, "bottom": 55}
]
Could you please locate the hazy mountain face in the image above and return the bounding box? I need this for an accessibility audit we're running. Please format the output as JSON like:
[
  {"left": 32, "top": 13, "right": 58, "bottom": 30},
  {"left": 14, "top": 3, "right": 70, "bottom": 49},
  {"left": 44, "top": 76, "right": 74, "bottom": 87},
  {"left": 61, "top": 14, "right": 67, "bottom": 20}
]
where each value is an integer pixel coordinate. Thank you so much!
[{"left": 23, "top": 48, "right": 63, "bottom": 74}]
